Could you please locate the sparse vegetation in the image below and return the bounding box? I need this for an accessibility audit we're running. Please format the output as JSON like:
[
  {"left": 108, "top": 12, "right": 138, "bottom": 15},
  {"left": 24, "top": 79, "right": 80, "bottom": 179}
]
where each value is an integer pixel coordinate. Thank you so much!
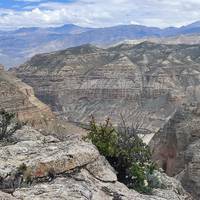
[
  {"left": 17, "top": 163, "right": 34, "bottom": 187},
  {"left": 17, "top": 163, "right": 27, "bottom": 173},
  {"left": 87, "top": 116, "right": 118, "bottom": 157},
  {"left": 86, "top": 116, "right": 159, "bottom": 194},
  {"left": 0, "top": 109, "right": 22, "bottom": 142}
]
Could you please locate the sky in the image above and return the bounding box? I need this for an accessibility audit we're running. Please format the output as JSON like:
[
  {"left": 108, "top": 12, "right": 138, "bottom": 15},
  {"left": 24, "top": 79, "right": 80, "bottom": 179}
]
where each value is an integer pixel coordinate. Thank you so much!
[{"left": 0, "top": 0, "right": 200, "bottom": 30}]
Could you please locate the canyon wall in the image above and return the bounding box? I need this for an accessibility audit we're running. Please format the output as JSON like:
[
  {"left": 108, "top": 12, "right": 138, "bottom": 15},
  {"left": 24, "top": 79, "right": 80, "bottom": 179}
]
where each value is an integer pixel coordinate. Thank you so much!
[
  {"left": 0, "top": 65, "right": 55, "bottom": 130},
  {"left": 14, "top": 42, "right": 200, "bottom": 142},
  {"left": 150, "top": 104, "right": 200, "bottom": 199}
]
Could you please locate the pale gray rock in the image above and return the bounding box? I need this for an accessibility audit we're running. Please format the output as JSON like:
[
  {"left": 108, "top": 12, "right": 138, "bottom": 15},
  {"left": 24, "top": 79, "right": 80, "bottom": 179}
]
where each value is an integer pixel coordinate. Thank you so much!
[
  {"left": 154, "top": 171, "right": 186, "bottom": 195},
  {"left": 0, "top": 127, "right": 190, "bottom": 200},
  {"left": 183, "top": 139, "right": 200, "bottom": 199},
  {"left": 0, "top": 127, "right": 99, "bottom": 178},
  {"left": 0, "top": 191, "right": 17, "bottom": 200},
  {"left": 13, "top": 168, "right": 189, "bottom": 200},
  {"left": 152, "top": 189, "right": 189, "bottom": 200},
  {"left": 86, "top": 156, "right": 117, "bottom": 182},
  {"left": 12, "top": 126, "right": 60, "bottom": 143}
]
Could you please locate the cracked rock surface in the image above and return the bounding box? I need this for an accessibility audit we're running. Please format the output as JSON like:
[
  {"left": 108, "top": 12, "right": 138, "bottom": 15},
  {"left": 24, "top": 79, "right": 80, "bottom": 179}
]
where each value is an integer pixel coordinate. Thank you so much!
[{"left": 0, "top": 126, "right": 191, "bottom": 200}]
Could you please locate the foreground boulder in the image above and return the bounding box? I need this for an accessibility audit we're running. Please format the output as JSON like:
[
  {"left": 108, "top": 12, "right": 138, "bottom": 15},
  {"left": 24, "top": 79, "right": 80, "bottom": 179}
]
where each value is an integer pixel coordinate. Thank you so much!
[{"left": 0, "top": 126, "right": 191, "bottom": 200}]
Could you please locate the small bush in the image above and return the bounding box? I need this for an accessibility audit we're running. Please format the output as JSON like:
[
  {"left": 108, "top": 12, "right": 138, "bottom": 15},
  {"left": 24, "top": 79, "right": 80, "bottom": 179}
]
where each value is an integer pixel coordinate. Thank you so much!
[
  {"left": 0, "top": 109, "right": 22, "bottom": 142},
  {"left": 17, "top": 163, "right": 27, "bottom": 173},
  {"left": 87, "top": 116, "right": 118, "bottom": 157},
  {"left": 17, "top": 163, "right": 34, "bottom": 186},
  {"left": 86, "top": 116, "right": 158, "bottom": 194}
]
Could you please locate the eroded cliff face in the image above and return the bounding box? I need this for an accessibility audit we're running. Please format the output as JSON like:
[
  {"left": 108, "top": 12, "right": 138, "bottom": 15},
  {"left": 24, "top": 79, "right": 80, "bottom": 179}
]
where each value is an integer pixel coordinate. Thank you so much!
[
  {"left": 14, "top": 42, "right": 200, "bottom": 143},
  {"left": 0, "top": 66, "right": 55, "bottom": 130},
  {"left": 0, "top": 66, "right": 86, "bottom": 137},
  {"left": 150, "top": 105, "right": 200, "bottom": 199},
  {"left": 0, "top": 126, "right": 191, "bottom": 200}
]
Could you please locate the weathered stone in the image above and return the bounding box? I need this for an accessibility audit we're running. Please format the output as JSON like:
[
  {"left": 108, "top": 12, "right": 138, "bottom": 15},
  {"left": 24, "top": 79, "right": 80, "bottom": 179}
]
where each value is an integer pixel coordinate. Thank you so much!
[
  {"left": 0, "top": 127, "right": 190, "bottom": 200},
  {"left": 182, "top": 139, "right": 200, "bottom": 199},
  {"left": 86, "top": 156, "right": 117, "bottom": 182},
  {"left": 0, "top": 126, "right": 99, "bottom": 180},
  {"left": 13, "top": 168, "right": 189, "bottom": 200},
  {"left": 0, "top": 191, "right": 16, "bottom": 200},
  {"left": 13, "top": 169, "right": 136, "bottom": 200},
  {"left": 150, "top": 108, "right": 200, "bottom": 199}
]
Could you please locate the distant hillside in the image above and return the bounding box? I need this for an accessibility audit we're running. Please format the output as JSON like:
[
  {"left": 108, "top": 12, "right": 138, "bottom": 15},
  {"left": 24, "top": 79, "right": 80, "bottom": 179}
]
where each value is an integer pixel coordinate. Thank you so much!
[
  {"left": 112, "top": 34, "right": 200, "bottom": 47},
  {"left": 15, "top": 42, "right": 200, "bottom": 136},
  {"left": 2, "top": 21, "right": 200, "bottom": 68}
]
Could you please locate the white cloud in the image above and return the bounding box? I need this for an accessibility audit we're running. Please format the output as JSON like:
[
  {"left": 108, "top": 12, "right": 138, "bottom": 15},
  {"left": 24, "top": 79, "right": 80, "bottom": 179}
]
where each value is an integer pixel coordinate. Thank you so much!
[{"left": 0, "top": 0, "right": 200, "bottom": 29}]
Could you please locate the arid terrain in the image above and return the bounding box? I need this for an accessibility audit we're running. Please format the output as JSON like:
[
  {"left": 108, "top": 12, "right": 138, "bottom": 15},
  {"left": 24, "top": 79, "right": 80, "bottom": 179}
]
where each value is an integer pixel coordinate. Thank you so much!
[
  {"left": 1, "top": 11, "right": 200, "bottom": 198},
  {"left": 11, "top": 41, "right": 200, "bottom": 199},
  {"left": 14, "top": 42, "right": 200, "bottom": 136},
  {"left": 0, "top": 65, "right": 191, "bottom": 200}
]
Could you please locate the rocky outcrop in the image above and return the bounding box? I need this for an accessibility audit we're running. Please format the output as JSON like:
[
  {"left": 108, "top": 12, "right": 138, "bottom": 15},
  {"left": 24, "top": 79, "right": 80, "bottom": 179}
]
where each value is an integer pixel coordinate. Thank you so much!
[
  {"left": 182, "top": 139, "right": 200, "bottom": 199},
  {"left": 0, "top": 191, "right": 16, "bottom": 200},
  {"left": 0, "top": 126, "right": 191, "bottom": 200},
  {"left": 150, "top": 105, "right": 200, "bottom": 199}
]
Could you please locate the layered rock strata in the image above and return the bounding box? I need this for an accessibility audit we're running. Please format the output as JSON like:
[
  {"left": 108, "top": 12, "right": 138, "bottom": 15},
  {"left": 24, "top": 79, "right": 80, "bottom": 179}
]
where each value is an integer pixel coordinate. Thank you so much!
[
  {"left": 0, "top": 66, "right": 86, "bottom": 137},
  {"left": 15, "top": 42, "right": 200, "bottom": 143},
  {"left": 0, "top": 66, "right": 54, "bottom": 129}
]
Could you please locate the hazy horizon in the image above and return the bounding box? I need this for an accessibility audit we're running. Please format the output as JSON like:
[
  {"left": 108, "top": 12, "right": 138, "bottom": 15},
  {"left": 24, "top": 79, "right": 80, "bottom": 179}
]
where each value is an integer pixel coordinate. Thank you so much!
[{"left": 0, "top": 20, "right": 199, "bottom": 31}]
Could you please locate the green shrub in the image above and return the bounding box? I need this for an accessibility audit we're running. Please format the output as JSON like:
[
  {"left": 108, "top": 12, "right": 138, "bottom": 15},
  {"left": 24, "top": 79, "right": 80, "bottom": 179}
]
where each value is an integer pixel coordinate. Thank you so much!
[
  {"left": 86, "top": 116, "right": 158, "bottom": 194},
  {"left": 87, "top": 116, "right": 118, "bottom": 157},
  {"left": 17, "top": 163, "right": 27, "bottom": 173},
  {"left": 0, "top": 109, "right": 22, "bottom": 141}
]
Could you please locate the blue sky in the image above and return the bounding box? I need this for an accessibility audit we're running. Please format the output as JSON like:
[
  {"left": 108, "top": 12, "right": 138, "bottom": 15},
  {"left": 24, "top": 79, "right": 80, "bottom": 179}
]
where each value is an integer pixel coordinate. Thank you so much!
[
  {"left": 0, "top": 0, "right": 73, "bottom": 10},
  {"left": 0, "top": 0, "right": 200, "bottom": 30}
]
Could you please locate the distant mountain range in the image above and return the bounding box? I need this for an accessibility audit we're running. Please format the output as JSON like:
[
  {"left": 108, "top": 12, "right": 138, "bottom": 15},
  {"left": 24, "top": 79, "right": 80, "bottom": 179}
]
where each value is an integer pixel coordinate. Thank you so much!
[{"left": 1, "top": 21, "right": 200, "bottom": 68}]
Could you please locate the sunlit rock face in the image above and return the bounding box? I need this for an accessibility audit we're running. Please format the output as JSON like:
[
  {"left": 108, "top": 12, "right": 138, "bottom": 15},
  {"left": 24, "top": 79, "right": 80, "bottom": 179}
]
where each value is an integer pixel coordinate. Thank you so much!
[
  {"left": 0, "top": 66, "right": 86, "bottom": 137},
  {"left": 0, "top": 67, "right": 55, "bottom": 129}
]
